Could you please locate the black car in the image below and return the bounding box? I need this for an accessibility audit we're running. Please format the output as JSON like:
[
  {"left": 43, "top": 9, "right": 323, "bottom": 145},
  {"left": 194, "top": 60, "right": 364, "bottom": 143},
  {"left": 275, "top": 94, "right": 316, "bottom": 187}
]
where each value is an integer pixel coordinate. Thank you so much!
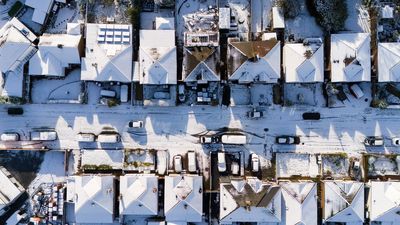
[
  {"left": 7, "top": 107, "right": 23, "bottom": 115},
  {"left": 302, "top": 112, "right": 320, "bottom": 120}
]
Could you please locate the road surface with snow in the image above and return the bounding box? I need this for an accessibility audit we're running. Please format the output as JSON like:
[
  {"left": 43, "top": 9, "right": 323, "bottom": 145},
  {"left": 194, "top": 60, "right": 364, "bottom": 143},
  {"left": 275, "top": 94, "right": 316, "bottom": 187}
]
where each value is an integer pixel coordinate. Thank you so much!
[{"left": 0, "top": 104, "right": 400, "bottom": 156}]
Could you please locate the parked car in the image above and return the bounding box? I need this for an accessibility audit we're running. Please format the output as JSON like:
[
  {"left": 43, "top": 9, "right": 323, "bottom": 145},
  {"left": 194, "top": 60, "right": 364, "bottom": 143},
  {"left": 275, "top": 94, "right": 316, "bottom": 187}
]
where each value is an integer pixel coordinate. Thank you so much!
[
  {"left": 77, "top": 133, "right": 96, "bottom": 142},
  {"left": 100, "top": 89, "right": 116, "bottom": 98},
  {"left": 349, "top": 84, "right": 364, "bottom": 99},
  {"left": 221, "top": 134, "right": 247, "bottom": 144},
  {"left": 231, "top": 161, "right": 239, "bottom": 175},
  {"left": 97, "top": 133, "right": 120, "bottom": 143},
  {"left": 364, "top": 136, "right": 384, "bottom": 146},
  {"left": 120, "top": 85, "right": 129, "bottom": 103},
  {"left": 392, "top": 138, "right": 400, "bottom": 146},
  {"left": 128, "top": 120, "right": 144, "bottom": 128},
  {"left": 1, "top": 132, "right": 20, "bottom": 141},
  {"left": 251, "top": 154, "right": 260, "bottom": 173},
  {"left": 187, "top": 151, "right": 196, "bottom": 173},
  {"left": 178, "top": 84, "right": 186, "bottom": 102},
  {"left": 173, "top": 155, "right": 183, "bottom": 173},
  {"left": 217, "top": 152, "right": 226, "bottom": 173},
  {"left": 7, "top": 107, "right": 23, "bottom": 115},
  {"left": 30, "top": 131, "right": 57, "bottom": 141},
  {"left": 275, "top": 135, "right": 300, "bottom": 144},
  {"left": 302, "top": 112, "right": 321, "bottom": 120},
  {"left": 247, "top": 109, "right": 263, "bottom": 118},
  {"left": 199, "top": 136, "right": 219, "bottom": 144}
]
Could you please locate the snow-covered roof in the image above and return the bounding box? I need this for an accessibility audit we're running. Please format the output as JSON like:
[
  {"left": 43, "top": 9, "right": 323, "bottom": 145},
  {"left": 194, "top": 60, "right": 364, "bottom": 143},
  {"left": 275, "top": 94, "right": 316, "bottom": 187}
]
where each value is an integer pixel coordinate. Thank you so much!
[
  {"left": 378, "top": 42, "right": 400, "bottom": 82},
  {"left": 330, "top": 33, "right": 371, "bottom": 82},
  {"left": 0, "top": 18, "right": 37, "bottom": 74},
  {"left": 164, "top": 175, "right": 203, "bottom": 222},
  {"left": 381, "top": 5, "right": 394, "bottom": 19},
  {"left": 284, "top": 43, "right": 324, "bottom": 83},
  {"left": 323, "top": 181, "right": 364, "bottom": 223},
  {"left": 119, "top": 174, "right": 158, "bottom": 216},
  {"left": 228, "top": 38, "right": 281, "bottom": 83},
  {"left": 139, "top": 30, "right": 177, "bottom": 85},
  {"left": 1, "top": 69, "right": 24, "bottom": 98},
  {"left": 183, "top": 46, "right": 220, "bottom": 83},
  {"left": 71, "top": 175, "right": 114, "bottom": 224},
  {"left": 370, "top": 181, "right": 400, "bottom": 223},
  {"left": 25, "top": 0, "right": 53, "bottom": 24},
  {"left": 67, "top": 22, "right": 82, "bottom": 35},
  {"left": 155, "top": 17, "right": 174, "bottom": 30},
  {"left": 29, "top": 33, "right": 82, "bottom": 77},
  {"left": 219, "top": 177, "right": 281, "bottom": 224},
  {"left": 0, "top": 167, "right": 24, "bottom": 212},
  {"left": 272, "top": 7, "right": 284, "bottom": 29},
  {"left": 81, "top": 23, "right": 133, "bottom": 82},
  {"left": 281, "top": 182, "right": 317, "bottom": 225}
]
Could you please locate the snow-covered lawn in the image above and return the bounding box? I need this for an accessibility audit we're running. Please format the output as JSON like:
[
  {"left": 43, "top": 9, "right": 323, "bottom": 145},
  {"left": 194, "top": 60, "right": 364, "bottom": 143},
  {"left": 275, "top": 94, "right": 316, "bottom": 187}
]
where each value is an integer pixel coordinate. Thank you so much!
[
  {"left": 284, "top": 0, "right": 323, "bottom": 40},
  {"left": 45, "top": 5, "right": 81, "bottom": 33},
  {"left": 230, "top": 84, "right": 251, "bottom": 105},
  {"left": 345, "top": 0, "right": 370, "bottom": 33},
  {"left": 284, "top": 83, "right": 325, "bottom": 107},
  {"left": 27, "top": 151, "right": 66, "bottom": 195},
  {"left": 322, "top": 154, "right": 350, "bottom": 178},
  {"left": 31, "top": 69, "right": 82, "bottom": 104},
  {"left": 276, "top": 153, "right": 319, "bottom": 177}
]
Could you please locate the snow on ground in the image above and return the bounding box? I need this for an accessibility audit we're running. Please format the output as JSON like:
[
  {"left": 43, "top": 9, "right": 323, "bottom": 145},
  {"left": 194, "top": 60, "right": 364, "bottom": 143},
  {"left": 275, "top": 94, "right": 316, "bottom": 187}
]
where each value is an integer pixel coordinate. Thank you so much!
[
  {"left": 81, "top": 149, "right": 123, "bottom": 170},
  {"left": 31, "top": 69, "right": 82, "bottom": 104},
  {"left": 45, "top": 5, "right": 81, "bottom": 33},
  {"left": 276, "top": 153, "right": 319, "bottom": 177},
  {"left": 251, "top": 0, "right": 273, "bottom": 33},
  {"left": 284, "top": 83, "right": 325, "bottom": 107},
  {"left": 284, "top": 0, "right": 323, "bottom": 40},
  {"left": 27, "top": 151, "right": 66, "bottom": 195},
  {"left": 345, "top": 0, "right": 370, "bottom": 33}
]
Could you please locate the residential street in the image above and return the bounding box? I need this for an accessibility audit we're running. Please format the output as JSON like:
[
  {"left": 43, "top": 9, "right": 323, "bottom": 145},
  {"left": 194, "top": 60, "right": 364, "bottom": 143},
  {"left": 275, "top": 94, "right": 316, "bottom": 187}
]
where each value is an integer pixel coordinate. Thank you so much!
[{"left": 1, "top": 104, "right": 400, "bottom": 155}]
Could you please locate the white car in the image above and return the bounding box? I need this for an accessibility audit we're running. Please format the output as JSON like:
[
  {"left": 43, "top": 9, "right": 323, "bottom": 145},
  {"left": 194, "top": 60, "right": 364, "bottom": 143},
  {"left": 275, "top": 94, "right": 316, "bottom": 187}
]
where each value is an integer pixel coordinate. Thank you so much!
[
  {"left": 392, "top": 138, "right": 400, "bottom": 146},
  {"left": 128, "top": 120, "right": 144, "bottom": 128},
  {"left": 231, "top": 161, "right": 239, "bottom": 175},
  {"left": 218, "top": 152, "right": 226, "bottom": 173},
  {"left": 173, "top": 155, "right": 183, "bottom": 173},
  {"left": 251, "top": 154, "right": 260, "bottom": 172}
]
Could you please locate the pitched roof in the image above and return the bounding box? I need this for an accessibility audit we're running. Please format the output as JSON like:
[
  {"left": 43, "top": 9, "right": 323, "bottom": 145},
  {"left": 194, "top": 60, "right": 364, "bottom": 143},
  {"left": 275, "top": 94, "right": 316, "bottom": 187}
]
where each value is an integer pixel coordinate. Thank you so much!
[
  {"left": 228, "top": 39, "right": 280, "bottom": 83},
  {"left": 370, "top": 181, "right": 400, "bottom": 222},
  {"left": 164, "top": 175, "right": 203, "bottom": 222},
  {"left": 25, "top": 0, "right": 53, "bottom": 24},
  {"left": 29, "top": 34, "right": 81, "bottom": 76},
  {"left": 72, "top": 175, "right": 114, "bottom": 224},
  {"left": 0, "top": 19, "right": 37, "bottom": 74},
  {"left": 219, "top": 177, "right": 281, "bottom": 223},
  {"left": 281, "top": 182, "right": 318, "bottom": 225},
  {"left": 323, "top": 181, "right": 364, "bottom": 223},
  {"left": 139, "top": 30, "right": 177, "bottom": 85},
  {"left": 81, "top": 23, "right": 133, "bottom": 82},
  {"left": 330, "top": 33, "right": 371, "bottom": 82},
  {"left": 378, "top": 43, "right": 400, "bottom": 82},
  {"left": 119, "top": 174, "right": 158, "bottom": 216},
  {"left": 284, "top": 43, "right": 324, "bottom": 83},
  {"left": 0, "top": 167, "right": 24, "bottom": 211},
  {"left": 183, "top": 46, "right": 220, "bottom": 82}
]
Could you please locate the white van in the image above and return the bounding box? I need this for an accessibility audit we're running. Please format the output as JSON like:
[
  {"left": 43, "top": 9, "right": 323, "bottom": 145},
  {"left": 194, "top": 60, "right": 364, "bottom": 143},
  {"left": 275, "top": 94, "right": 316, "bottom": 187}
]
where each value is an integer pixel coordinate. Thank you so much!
[
  {"left": 97, "top": 133, "right": 120, "bottom": 143},
  {"left": 120, "top": 85, "right": 128, "bottom": 103},
  {"left": 173, "top": 155, "right": 183, "bottom": 173},
  {"left": 221, "top": 134, "right": 247, "bottom": 144},
  {"left": 30, "top": 131, "right": 57, "bottom": 141},
  {"left": 218, "top": 152, "right": 226, "bottom": 172},
  {"left": 100, "top": 90, "right": 116, "bottom": 98},
  {"left": 77, "top": 133, "right": 96, "bottom": 142},
  {"left": 187, "top": 151, "right": 196, "bottom": 173},
  {"left": 1, "top": 133, "right": 20, "bottom": 141}
]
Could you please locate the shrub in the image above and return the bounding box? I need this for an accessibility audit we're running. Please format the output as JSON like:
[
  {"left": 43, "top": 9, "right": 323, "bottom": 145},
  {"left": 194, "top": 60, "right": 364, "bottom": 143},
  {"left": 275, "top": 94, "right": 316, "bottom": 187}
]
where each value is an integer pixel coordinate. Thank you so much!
[{"left": 283, "top": 0, "right": 301, "bottom": 19}]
